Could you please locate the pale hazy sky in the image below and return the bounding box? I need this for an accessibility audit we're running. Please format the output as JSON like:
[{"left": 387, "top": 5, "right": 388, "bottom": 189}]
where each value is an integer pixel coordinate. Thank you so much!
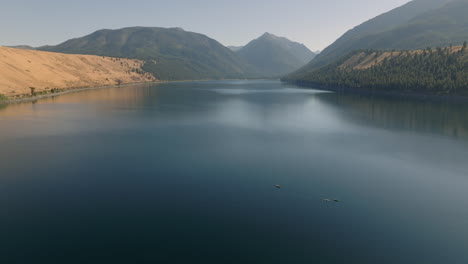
[{"left": 0, "top": 0, "right": 410, "bottom": 50}]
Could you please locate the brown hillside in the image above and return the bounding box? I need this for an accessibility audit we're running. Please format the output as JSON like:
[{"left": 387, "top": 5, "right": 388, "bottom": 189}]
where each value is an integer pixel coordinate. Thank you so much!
[
  {"left": 339, "top": 46, "right": 465, "bottom": 70},
  {"left": 0, "top": 47, "right": 156, "bottom": 98}
]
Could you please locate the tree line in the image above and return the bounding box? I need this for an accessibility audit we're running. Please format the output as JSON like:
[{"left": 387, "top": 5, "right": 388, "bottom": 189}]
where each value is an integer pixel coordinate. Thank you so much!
[{"left": 285, "top": 42, "right": 468, "bottom": 96}]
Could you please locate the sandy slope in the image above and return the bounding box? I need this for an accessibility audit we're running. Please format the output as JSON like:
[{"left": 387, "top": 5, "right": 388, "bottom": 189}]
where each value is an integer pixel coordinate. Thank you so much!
[{"left": 0, "top": 47, "right": 156, "bottom": 97}]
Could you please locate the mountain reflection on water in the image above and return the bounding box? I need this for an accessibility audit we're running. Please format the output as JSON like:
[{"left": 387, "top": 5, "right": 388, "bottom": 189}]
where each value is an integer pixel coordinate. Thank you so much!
[{"left": 0, "top": 80, "right": 467, "bottom": 264}]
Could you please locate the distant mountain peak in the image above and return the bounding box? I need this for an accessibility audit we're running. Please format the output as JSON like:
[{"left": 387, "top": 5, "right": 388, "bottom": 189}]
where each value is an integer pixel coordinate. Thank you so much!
[
  {"left": 5, "top": 45, "right": 36, "bottom": 50},
  {"left": 237, "top": 33, "right": 316, "bottom": 77},
  {"left": 260, "top": 32, "right": 283, "bottom": 40},
  {"left": 261, "top": 32, "right": 275, "bottom": 37}
]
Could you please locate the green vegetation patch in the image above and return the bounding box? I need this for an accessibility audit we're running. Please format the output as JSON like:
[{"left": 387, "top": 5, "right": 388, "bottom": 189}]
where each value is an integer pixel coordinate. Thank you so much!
[{"left": 285, "top": 43, "right": 468, "bottom": 96}]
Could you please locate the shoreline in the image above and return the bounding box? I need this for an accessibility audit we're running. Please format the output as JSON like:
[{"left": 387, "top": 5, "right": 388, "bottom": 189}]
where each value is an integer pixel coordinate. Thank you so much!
[
  {"left": 0, "top": 81, "right": 158, "bottom": 105},
  {"left": 0, "top": 78, "right": 276, "bottom": 106},
  {"left": 285, "top": 80, "right": 468, "bottom": 103}
]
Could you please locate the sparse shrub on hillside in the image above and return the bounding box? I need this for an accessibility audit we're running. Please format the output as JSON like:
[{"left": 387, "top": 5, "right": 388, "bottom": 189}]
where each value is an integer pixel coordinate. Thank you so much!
[
  {"left": 29, "top": 87, "right": 36, "bottom": 96},
  {"left": 0, "top": 94, "right": 7, "bottom": 101}
]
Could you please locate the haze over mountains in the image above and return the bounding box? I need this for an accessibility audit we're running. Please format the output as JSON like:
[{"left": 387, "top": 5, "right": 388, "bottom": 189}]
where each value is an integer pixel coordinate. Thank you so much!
[
  {"left": 37, "top": 27, "right": 313, "bottom": 80},
  {"left": 32, "top": 0, "right": 467, "bottom": 84},
  {"left": 290, "top": 0, "right": 468, "bottom": 77},
  {"left": 236, "top": 33, "right": 316, "bottom": 77},
  {"left": 6, "top": 45, "right": 36, "bottom": 50},
  {"left": 285, "top": 0, "right": 468, "bottom": 96},
  {"left": 3, "top": 0, "right": 468, "bottom": 97},
  {"left": 38, "top": 27, "right": 255, "bottom": 81}
]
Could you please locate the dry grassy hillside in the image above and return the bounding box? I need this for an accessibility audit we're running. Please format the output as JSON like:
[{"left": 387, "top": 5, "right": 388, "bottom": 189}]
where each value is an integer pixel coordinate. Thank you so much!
[
  {"left": 0, "top": 47, "right": 156, "bottom": 98},
  {"left": 339, "top": 46, "right": 465, "bottom": 70}
]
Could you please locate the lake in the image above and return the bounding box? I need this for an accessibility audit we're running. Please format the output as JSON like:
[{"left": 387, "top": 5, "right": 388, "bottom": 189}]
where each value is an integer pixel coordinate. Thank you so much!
[{"left": 1, "top": 80, "right": 467, "bottom": 264}]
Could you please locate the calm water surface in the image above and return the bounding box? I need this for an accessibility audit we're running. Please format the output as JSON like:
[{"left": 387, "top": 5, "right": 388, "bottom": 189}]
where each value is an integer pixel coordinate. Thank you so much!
[{"left": 1, "top": 80, "right": 467, "bottom": 263}]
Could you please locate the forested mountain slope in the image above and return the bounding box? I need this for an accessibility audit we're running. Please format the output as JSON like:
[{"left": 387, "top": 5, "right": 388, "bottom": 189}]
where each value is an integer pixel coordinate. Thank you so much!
[
  {"left": 283, "top": 44, "right": 468, "bottom": 96},
  {"left": 291, "top": 0, "right": 463, "bottom": 76},
  {"left": 38, "top": 27, "right": 255, "bottom": 81}
]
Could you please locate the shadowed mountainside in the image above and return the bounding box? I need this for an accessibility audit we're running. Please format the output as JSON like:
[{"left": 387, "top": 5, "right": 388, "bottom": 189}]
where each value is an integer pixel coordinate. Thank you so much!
[{"left": 38, "top": 27, "right": 257, "bottom": 81}]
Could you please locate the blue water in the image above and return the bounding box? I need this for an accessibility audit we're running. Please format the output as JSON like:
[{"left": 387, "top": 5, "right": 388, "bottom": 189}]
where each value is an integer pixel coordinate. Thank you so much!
[{"left": 1, "top": 80, "right": 467, "bottom": 263}]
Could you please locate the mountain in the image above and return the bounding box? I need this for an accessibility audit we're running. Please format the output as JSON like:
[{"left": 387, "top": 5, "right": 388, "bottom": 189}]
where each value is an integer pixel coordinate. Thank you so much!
[
  {"left": 227, "top": 46, "right": 243, "bottom": 52},
  {"left": 236, "top": 33, "right": 316, "bottom": 77},
  {"left": 283, "top": 44, "right": 468, "bottom": 96},
  {"left": 0, "top": 47, "right": 155, "bottom": 99},
  {"left": 291, "top": 0, "right": 462, "bottom": 76},
  {"left": 5, "top": 45, "right": 36, "bottom": 50},
  {"left": 38, "top": 27, "right": 254, "bottom": 81}
]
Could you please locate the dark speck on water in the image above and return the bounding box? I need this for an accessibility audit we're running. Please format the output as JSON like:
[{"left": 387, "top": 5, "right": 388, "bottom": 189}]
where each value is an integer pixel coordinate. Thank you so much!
[
  {"left": 0, "top": 80, "right": 467, "bottom": 264},
  {"left": 322, "top": 199, "right": 341, "bottom": 203}
]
